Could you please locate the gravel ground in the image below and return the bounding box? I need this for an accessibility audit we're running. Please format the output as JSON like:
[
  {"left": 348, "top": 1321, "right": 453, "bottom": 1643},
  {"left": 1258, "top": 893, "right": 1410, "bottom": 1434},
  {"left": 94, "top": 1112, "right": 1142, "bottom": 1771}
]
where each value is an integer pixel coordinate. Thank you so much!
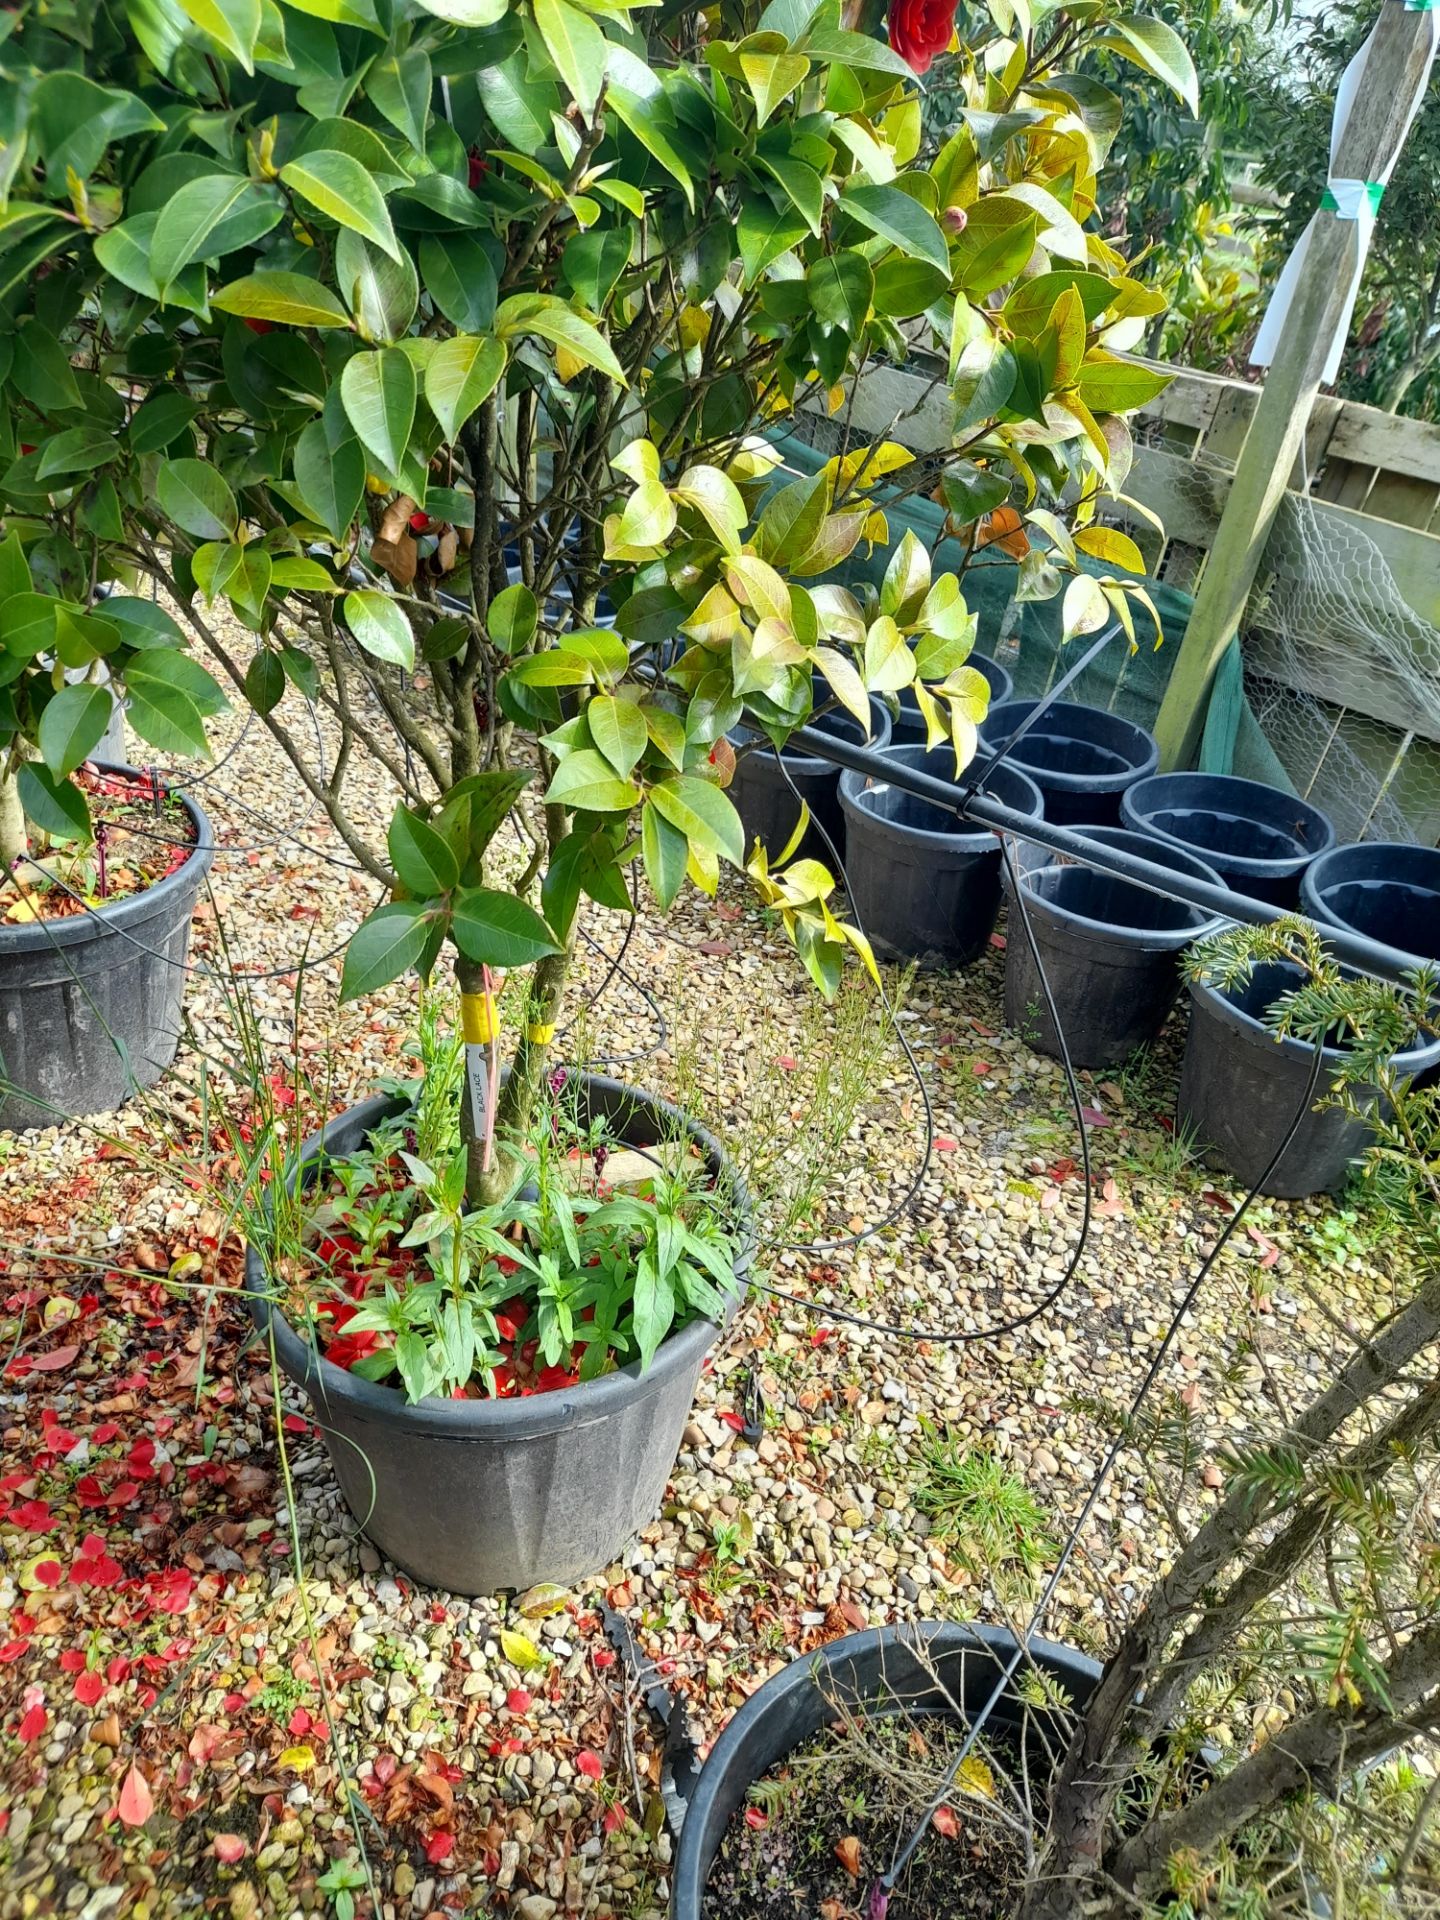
[{"left": 0, "top": 649, "right": 1412, "bottom": 1920}]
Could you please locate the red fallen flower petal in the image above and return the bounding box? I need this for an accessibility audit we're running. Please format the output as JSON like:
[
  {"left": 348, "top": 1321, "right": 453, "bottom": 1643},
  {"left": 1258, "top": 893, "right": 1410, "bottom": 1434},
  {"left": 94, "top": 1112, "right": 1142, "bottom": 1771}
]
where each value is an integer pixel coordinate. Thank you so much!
[
  {"left": 744, "top": 1807, "right": 768, "bottom": 1830},
  {"left": 576, "top": 1749, "right": 603, "bottom": 1780},
  {"left": 76, "top": 1476, "right": 107, "bottom": 1507},
  {"left": 372, "top": 1753, "right": 397, "bottom": 1785},
  {"left": 0, "top": 1641, "right": 30, "bottom": 1663},
  {"left": 108, "top": 1657, "right": 133, "bottom": 1685},
  {"left": 74, "top": 1672, "right": 106, "bottom": 1706},
  {"left": 324, "top": 1329, "right": 384, "bottom": 1372},
  {"left": 536, "top": 1364, "right": 579, "bottom": 1393},
  {"left": 592, "top": 1649, "right": 616, "bottom": 1670},
  {"left": 12, "top": 1499, "right": 53, "bottom": 1532},
  {"left": 717, "top": 1411, "right": 746, "bottom": 1432},
  {"left": 60, "top": 1651, "right": 87, "bottom": 1672},
  {"left": 93, "top": 1422, "right": 122, "bottom": 1444},
  {"left": 222, "top": 1692, "right": 247, "bottom": 1714},
  {"left": 282, "top": 1415, "right": 308, "bottom": 1434},
  {"left": 931, "top": 1804, "right": 960, "bottom": 1839},
  {"left": 117, "top": 1760, "right": 154, "bottom": 1827},
  {"left": 33, "top": 1558, "right": 64, "bottom": 1587},
  {"left": 506, "top": 1688, "right": 532, "bottom": 1714},
  {"left": 933, "top": 1136, "right": 959, "bottom": 1153},
  {"left": 603, "top": 1804, "right": 625, "bottom": 1834},
  {"left": 425, "top": 1831, "right": 455, "bottom": 1864},
  {"left": 17, "top": 1704, "right": 46, "bottom": 1742},
  {"left": 287, "top": 1708, "right": 312, "bottom": 1737},
  {"left": 213, "top": 1834, "right": 248, "bottom": 1863}
]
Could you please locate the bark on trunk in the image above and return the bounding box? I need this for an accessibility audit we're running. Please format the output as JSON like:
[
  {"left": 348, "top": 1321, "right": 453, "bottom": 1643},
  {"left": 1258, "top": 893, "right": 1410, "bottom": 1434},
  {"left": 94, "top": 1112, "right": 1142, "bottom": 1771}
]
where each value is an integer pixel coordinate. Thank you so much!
[
  {"left": 0, "top": 764, "right": 25, "bottom": 872},
  {"left": 1017, "top": 1267, "right": 1440, "bottom": 1920}
]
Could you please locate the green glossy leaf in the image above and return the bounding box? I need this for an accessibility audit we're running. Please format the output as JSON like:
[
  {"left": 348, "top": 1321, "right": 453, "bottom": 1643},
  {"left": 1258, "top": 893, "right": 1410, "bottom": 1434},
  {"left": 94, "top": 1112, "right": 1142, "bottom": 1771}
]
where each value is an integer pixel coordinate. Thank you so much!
[
  {"left": 1095, "top": 15, "right": 1199, "bottom": 114},
  {"left": 38, "top": 683, "right": 112, "bottom": 780},
  {"left": 533, "top": 0, "right": 606, "bottom": 117},
  {"left": 543, "top": 748, "right": 640, "bottom": 812},
  {"left": 336, "top": 230, "right": 419, "bottom": 342},
  {"left": 245, "top": 649, "right": 285, "bottom": 715},
  {"left": 424, "top": 334, "right": 506, "bottom": 441},
  {"left": 177, "top": 0, "right": 261, "bottom": 69},
  {"left": 281, "top": 150, "right": 403, "bottom": 261},
  {"left": 125, "top": 652, "right": 227, "bottom": 756},
  {"left": 367, "top": 45, "right": 432, "bottom": 151},
  {"left": 156, "top": 459, "right": 238, "bottom": 542},
  {"left": 419, "top": 233, "right": 498, "bottom": 333},
  {"left": 841, "top": 182, "right": 950, "bottom": 274},
  {"left": 641, "top": 797, "right": 688, "bottom": 908},
  {"left": 388, "top": 802, "right": 459, "bottom": 895},
  {"left": 587, "top": 694, "right": 647, "bottom": 778},
  {"left": 150, "top": 175, "right": 283, "bottom": 290},
  {"left": 648, "top": 774, "right": 744, "bottom": 865},
  {"left": 340, "top": 347, "right": 416, "bottom": 478},
  {"left": 211, "top": 272, "right": 351, "bottom": 327},
  {"left": 450, "top": 887, "right": 561, "bottom": 967},
  {"left": 488, "top": 582, "right": 538, "bottom": 653},
  {"left": 1074, "top": 352, "right": 1172, "bottom": 414},
  {"left": 737, "top": 195, "right": 808, "bottom": 282},
  {"left": 344, "top": 589, "right": 416, "bottom": 668},
  {"left": 18, "top": 762, "right": 91, "bottom": 843},
  {"left": 494, "top": 294, "right": 626, "bottom": 385},
  {"left": 339, "top": 900, "right": 432, "bottom": 1002}
]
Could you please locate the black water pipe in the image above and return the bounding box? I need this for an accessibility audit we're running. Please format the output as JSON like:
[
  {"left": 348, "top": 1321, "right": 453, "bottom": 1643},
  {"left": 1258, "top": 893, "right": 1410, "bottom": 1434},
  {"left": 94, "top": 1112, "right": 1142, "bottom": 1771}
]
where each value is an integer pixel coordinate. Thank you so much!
[{"left": 786, "top": 722, "right": 1423, "bottom": 989}]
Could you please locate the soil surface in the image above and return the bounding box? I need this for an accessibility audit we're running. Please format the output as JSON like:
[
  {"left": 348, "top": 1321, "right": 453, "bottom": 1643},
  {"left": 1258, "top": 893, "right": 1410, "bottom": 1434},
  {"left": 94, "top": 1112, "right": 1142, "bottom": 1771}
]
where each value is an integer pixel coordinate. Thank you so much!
[
  {"left": 2, "top": 765, "right": 196, "bottom": 923},
  {"left": 702, "top": 1714, "right": 1026, "bottom": 1920}
]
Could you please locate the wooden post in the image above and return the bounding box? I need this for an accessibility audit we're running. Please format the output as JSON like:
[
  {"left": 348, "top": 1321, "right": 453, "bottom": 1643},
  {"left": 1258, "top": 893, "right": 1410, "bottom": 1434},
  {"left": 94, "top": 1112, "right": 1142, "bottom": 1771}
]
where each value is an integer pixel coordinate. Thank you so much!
[{"left": 1153, "top": 2, "right": 1438, "bottom": 771}]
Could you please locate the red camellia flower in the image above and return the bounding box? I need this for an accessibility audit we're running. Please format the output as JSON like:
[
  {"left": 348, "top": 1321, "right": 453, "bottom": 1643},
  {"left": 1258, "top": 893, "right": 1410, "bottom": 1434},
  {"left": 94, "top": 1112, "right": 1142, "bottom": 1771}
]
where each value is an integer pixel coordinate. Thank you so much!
[{"left": 887, "top": 0, "right": 958, "bottom": 73}]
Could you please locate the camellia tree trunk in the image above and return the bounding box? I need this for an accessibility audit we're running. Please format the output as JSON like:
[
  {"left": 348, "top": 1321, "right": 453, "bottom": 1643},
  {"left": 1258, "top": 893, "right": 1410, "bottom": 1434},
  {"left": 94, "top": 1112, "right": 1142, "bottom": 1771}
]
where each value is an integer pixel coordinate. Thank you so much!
[{"left": 0, "top": 760, "right": 25, "bottom": 875}]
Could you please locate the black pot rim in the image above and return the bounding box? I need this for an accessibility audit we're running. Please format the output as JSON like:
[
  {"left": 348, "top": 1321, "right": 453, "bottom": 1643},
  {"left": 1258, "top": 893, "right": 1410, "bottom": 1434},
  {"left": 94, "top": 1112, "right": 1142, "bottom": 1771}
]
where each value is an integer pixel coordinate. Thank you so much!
[
  {"left": 980, "top": 700, "right": 1159, "bottom": 794},
  {"left": 244, "top": 1074, "right": 755, "bottom": 1441},
  {"left": 0, "top": 760, "right": 214, "bottom": 957},
  {"left": 671, "top": 1621, "right": 1101, "bottom": 1917},
  {"left": 1123, "top": 772, "right": 1336, "bottom": 881},
  {"left": 1301, "top": 841, "right": 1440, "bottom": 972},
  {"left": 1013, "top": 826, "right": 1228, "bottom": 948},
  {"left": 1187, "top": 971, "right": 1440, "bottom": 1076},
  {"left": 838, "top": 747, "right": 1044, "bottom": 853}
]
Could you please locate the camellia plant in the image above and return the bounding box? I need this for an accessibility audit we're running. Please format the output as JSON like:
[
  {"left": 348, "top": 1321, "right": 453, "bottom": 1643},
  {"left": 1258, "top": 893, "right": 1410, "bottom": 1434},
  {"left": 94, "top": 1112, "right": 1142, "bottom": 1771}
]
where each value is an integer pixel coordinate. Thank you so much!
[{"left": 0, "top": 0, "right": 1192, "bottom": 1210}]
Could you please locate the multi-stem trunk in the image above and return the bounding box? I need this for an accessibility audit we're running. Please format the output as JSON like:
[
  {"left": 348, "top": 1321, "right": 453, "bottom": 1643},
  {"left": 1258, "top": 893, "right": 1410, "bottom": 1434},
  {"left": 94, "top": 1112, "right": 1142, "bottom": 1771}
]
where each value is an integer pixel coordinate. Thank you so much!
[{"left": 456, "top": 938, "right": 578, "bottom": 1208}]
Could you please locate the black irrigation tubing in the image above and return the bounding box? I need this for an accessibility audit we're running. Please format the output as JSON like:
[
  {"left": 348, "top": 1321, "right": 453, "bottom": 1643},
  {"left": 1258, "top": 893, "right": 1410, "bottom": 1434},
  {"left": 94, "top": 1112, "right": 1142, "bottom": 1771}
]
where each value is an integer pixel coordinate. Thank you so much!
[
  {"left": 877, "top": 1034, "right": 1331, "bottom": 1900},
  {"left": 741, "top": 757, "right": 1096, "bottom": 1347}
]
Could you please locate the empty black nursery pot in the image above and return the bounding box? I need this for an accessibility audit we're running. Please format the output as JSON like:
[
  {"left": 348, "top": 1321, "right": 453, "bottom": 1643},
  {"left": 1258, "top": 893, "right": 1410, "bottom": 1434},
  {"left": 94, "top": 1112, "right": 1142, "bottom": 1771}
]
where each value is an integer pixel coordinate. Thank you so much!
[
  {"left": 1003, "top": 827, "right": 1227, "bottom": 1068},
  {"left": 729, "top": 694, "right": 892, "bottom": 867},
  {"left": 1301, "top": 841, "right": 1440, "bottom": 974},
  {"left": 671, "top": 1622, "right": 1100, "bottom": 1920},
  {"left": 1178, "top": 960, "right": 1440, "bottom": 1198},
  {"left": 888, "top": 650, "right": 1014, "bottom": 747},
  {"left": 0, "top": 766, "right": 213, "bottom": 1131},
  {"left": 977, "top": 699, "right": 1159, "bottom": 827},
  {"left": 838, "top": 747, "right": 1044, "bottom": 967},
  {"left": 1122, "top": 772, "right": 1336, "bottom": 909}
]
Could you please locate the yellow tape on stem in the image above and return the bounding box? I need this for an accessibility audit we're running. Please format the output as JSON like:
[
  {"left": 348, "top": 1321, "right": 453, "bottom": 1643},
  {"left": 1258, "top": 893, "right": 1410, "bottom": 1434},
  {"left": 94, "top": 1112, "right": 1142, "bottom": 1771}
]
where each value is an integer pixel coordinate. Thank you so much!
[{"left": 461, "top": 992, "right": 498, "bottom": 1046}]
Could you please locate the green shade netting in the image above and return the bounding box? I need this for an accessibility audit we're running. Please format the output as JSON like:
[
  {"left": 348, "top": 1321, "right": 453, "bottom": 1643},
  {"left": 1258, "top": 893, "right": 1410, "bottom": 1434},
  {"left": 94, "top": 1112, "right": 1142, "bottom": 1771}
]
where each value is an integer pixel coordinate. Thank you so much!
[{"left": 767, "top": 431, "right": 1293, "bottom": 791}]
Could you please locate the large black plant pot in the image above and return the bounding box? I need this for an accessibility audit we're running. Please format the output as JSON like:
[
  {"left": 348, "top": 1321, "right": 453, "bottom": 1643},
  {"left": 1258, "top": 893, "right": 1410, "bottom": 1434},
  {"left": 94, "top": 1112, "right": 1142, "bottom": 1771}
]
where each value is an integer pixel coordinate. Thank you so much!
[
  {"left": 1301, "top": 840, "right": 1440, "bottom": 975},
  {"left": 1122, "top": 773, "right": 1335, "bottom": 910},
  {"left": 977, "top": 700, "right": 1158, "bottom": 828},
  {"left": 1004, "top": 827, "right": 1227, "bottom": 1068},
  {"left": 0, "top": 764, "right": 213, "bottom": 1131},
  {"left": 244, "top": 1074, "right": 754, "bottom": 1595},
  {"left": 729, "top": 695, "right": 892, "bottom": 868},
  {"left": 839, "top": 747, "right": 1044, "bottom": 967},
  {"left": 1178, "top": 962, "right": 1440, "bottom": 1197},
  {"left": 671, "top": 1622, "right": 1100, "bottom": 1919}
]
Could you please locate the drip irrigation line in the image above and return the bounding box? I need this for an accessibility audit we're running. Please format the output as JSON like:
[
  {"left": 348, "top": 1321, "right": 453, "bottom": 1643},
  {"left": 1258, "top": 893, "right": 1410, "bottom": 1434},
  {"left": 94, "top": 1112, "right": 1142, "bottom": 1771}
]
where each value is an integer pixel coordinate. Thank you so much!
[
  {"left": 743, "top": 785, "right": 1094, "bottom": 1342},
  {"left": 961, "top": 622, "right": 1122, "bottom": 801},
  {"left": 876, "top": 1034, "right": 1331, "bottom": 1899}
]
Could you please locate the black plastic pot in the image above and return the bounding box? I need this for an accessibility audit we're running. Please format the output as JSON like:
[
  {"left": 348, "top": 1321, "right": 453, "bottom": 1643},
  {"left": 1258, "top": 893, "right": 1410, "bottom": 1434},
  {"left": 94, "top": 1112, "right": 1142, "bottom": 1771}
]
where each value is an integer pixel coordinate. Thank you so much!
[
  {"left": 0, "top": 766, "right": 213, "bottom": 1132},
  {"left": 1178, "top": 962, "right": 1440, "bottom": 1197},
  {"left": 1301, "top": 841, "right": 1440, "bottom": 975},
  {"left": 889, "top": 651, "right": 1014, "bottom": 749},
  {"left": 838, "top": 748, "right": 1044, "bottom": 967},
  {"left": 1004, "top": 828, "right": 1227, "bottom": 1069},
  {"left": 1122, "top": 773, "right": 1336, "bottom": 909},
  {"left": 244, "top": 1075, "right": 754, "bottom": 1595},
  {"left": 977, "top": 699, "right": 1159, "bottom": 827},
  {"left": 729, "top": 696, "right": 892, "bottom": 867},
  {"left": 671, "top": 1622, "right": 1100, "bottom": 1920}
]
